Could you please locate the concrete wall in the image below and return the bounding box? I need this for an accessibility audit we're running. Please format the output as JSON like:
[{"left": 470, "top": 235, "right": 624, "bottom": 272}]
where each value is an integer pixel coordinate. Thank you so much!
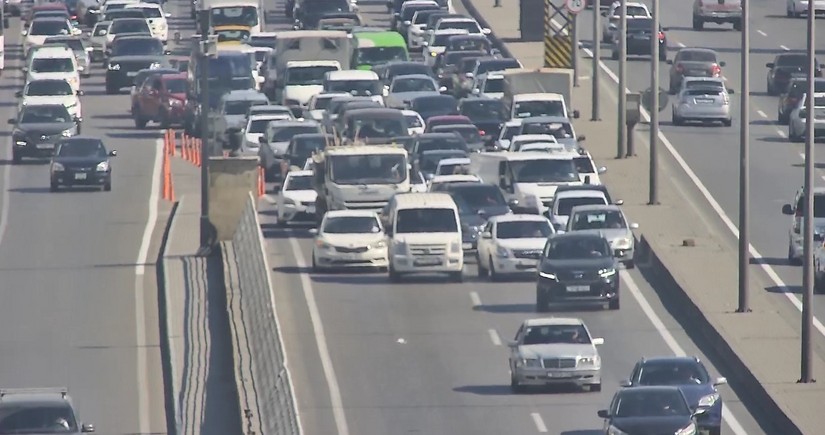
[{"left": 208, "top": 157, "right": 259, "bottom": 241}]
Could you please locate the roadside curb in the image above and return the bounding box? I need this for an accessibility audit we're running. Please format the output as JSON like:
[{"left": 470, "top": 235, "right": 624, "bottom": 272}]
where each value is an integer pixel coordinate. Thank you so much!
[{"left": 155, "top": 200, "right": 181, "bottom": 435}]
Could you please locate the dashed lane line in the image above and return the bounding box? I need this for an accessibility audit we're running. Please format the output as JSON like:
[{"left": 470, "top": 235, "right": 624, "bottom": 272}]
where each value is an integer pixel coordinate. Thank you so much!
[
  {"left": 469, "top": 291, "right": 482, "bottom": 307},
  {"left": 530, "top": 413, "right": 548, "bottom": 433},
  {"left": 488, "top": 329, "right": 502, "bottom": 346}
]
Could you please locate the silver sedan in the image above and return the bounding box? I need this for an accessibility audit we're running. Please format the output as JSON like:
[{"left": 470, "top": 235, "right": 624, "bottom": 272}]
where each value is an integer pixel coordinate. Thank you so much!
[
  {"left": 788, "top": 92, "right": 825, "bottom": 143},
  {"left": 672, "top": 87, "right": 733, "bottom": 126}
]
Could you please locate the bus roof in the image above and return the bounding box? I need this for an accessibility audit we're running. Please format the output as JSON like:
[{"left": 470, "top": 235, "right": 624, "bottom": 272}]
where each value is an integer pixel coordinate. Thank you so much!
[{"left": 353, "top": 31, "right": 406, "bottom": 47}]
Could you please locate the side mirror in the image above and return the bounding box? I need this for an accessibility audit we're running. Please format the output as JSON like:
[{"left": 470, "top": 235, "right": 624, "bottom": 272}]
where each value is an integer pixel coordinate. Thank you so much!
[
  {"left": 481, "top": 28, "right": 491, "bottom": 35},
  {"left": 576, "top": 135, "right": 586, "bottom": 141},
  {"left": 421, "top": 41, "right": 428, "bottom": 47},
  {"left": 665, "top": 59, "right": 673, "bottom": 64},
  {"left": 591, "top": 337, "right": 604, "bottom": 345},
  {"left": 438, "top": 86, "right": 447, "bottom": 92},
  {"left": 21, "top": 67, "right": 27, "bottom": 73},
  {"left": 506, "top": 340, "right": 517, "bottom": 347},
  {"left": 693, "top": 405, "right": 710, "bottom": 416},
  {"left": 630, "top": 222, "right": 639, "bottom": 229},
  {"left": 164, "top": 50, "right": 172, "bottom": 55},
  {"left": 7, "top": 118, "right": 15, "bottom": 125},
  {"left": 403, "top": 20, "right": 411, "bottom": 26},
  {"left": 81, "top": 424, "right": 95, "bottom": 433},
  {"left": 507, "top": 198, "right": 519, "bottom": 208},
  {"left": 782, "top": 204, "right": 794, "bottom": 215},
  {"left": 308, "top": 228, "right": 319, "bottom": 235},
  {"left": 597, "top": 410, "right": 610, "bottom": 419},
  {"left": 714, "top": 376, "right": 728, "bottom": 386},
  {"left": 109, "top": 150, "right": 118, "bottom": 156},
  {"left": 728, "top": 88, "right": 735, "bottom": 94},
  {"left": 766, "top": 62, "right": 775, "bottom": 68},
  {"left": 597, "top": 166, "right": 607, "bottom": 174},
  {"left": 77, "top": 90, "right": 84, "bottom": 96},
  {"left": 14, "top": 91, "right": 22, "bottom": 98},
  {"left": 471, "top": 88, "right": 480, "bottom": 95},
  {"left": 614, "top": 199, "right": 624, "bottom": 205},
  {"left": 481, "top": 231, "right": 492, "bottom": 239},
  {"left": 719, "top": 61, "right": 726, "bottom": 67},
  {"left": 619, "top": 380, "right": 632, "bottom": 387},
  {"left": 165, "top": 12, "right": 172, "bottom": 18},
  {"left": 75, "top": 116, "right": 83, "bottom": 123},
  {"left": 572, "top": 109, "right": 580, "bottom": 119}
]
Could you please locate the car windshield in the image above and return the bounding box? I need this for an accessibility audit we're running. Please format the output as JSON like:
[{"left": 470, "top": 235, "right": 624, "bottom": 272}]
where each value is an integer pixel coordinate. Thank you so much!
[
  {"left": 211, "top": 6, "right": 258, "bottom": 27},
  {"left": 392, "top": 77, "right": 436, "bottom": 93},
  {"left": 613, "top": 5, "right": 647, "bottom": 16},
  {"left": 113, "top": 39, "right": 162, "bottom": 56},
  {"left": 111, "top": 20, "right": 149, "bottom": 34},
  {"left": 638, "top": 361, "right": 710, "bottom": 386},
  {"left": 247, "top": 118, "right": 273, "bottom": 134},
  {"left": 795, "top": 194, "right": 825, "bottom": 217},
  {"left": 434, "top": 126, "right": 480, "bottom": 143},
  {"left": 20, "top": 105, "right": 72, "bottom": 123},
  {"left": 448, "top": 38, "right": 489, "bottom": 52},
  {"left": 396, "top": 208, "right": 458, "bottom": 233},
  {"left": 511, "top": 159, "right": 578, "bottom": 183},
  {"left": 777, "top": 54, "right": 808, "bottom": 67},
  {"left": 461, "top": 100, "right": 506, "bottom": 120},
  {"left": 271, "top": 125, "right": 319, "bottom": 142},
  {"left": 29, "top": 20, "right": 69, "bottom": 35},
  {"left": 165, "top": 79, "right": 186, "bottom": 94},
  {"left": 132, "top": 6, "right": 162, "bottom": 18},
  {"left": 0, "top": 404, "right": 78, "bottom": 433},
  {"left": 329, "top": 154, "right": 407, "bottom": 184},
  {"left": 323, "top": 215, "right": 381, "bottom": 234},
  {"left": 388, "top": 64, "right": 430, "bottom": 79},
  {"left": 215, "top": 29, "right": 250, "bottom": 43},
  {"left": 521, "top": 324, "right": 589, "bottom": 345},
  {"left": 450, "top": 185, "right": 506, "bottom": 211},
  {"left": 352, "top": 117, "right": 406, "bottom": 138},
  {"left": 513, "top": 101, "right": 566, "bottom": 118},
  {"left": 26, "top": 80, "right": 73, "bottom": 96},
  {"left": 570, "top": 209, "right": 626, "bottom": 230},
  {"left": 556, "top": 197, "right": 608, "bottom": 216},
  {"left": 521, "top": 121, "right": 574, "bottom": 139},
  {"left": 313, "top": 96, "right": 338, "bottom": 110},
  {"left": 677, "top": 50, "right": 716, "bottom": 62},
  {"left": 437, "top": 162, "right": 470, "bottom": 175},
  {"left": 544, "top": 236, "right": 610, "bottom": 259},
  {"left": 225, "top": 100, "right": 259, "bottom": 115},
  {"left": 357, "top": 47, "right": 408, "bottom": 66},
  {"left": 57, "top": 140, "right": 107, "bottom": 157},
  {"left": 326, "top": 79, "right": 380, "bottom": 94},
  {"left": 613, "top": 390, "right": 691, "bottom": 418},
  {"left": 440, "top": 20, "right": 479, "bottom": 33},
  {"left": 483, "top": 77, "right": 504, "bottom": 93},
  {"left": 476, "top": 59, "right": 520, "bottom": 75},
  {"left": 284, "top": 175, "right": 312, "bottom": 191},
  {"left": 31, "top": 57, "right": 74, "bottom": 73},
  {"left": 404, "top": 114, "right": 423, "bottom": 128},
  {"left": 414, "top": 97, "right": 457, "bottom": 112},
  {"left": 288, "top": 65, "right": 339, "bottom": 85},
  {"left": 416, "top": 137, "right": 467, "bottom": 153},
  {"left": 497, "top": 220, "right": 552, "bottom": 239},
  {"left": 685, "top": 89, "right": 723, "bottom": 97},
  {"left": 292, "top": 137, "right": 327, "bottom": 160}
]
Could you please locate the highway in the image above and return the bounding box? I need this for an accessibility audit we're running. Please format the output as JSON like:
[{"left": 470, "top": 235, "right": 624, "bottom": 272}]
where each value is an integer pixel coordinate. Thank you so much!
[
  {"left": 263, "top": 1, "right": 772, "bottom": 434},
  {"left": 0, "top": 10, "right": 172, "bottom": 435},
  {"left": 573, "top": 2, "right": 825, "bottom": 355}
]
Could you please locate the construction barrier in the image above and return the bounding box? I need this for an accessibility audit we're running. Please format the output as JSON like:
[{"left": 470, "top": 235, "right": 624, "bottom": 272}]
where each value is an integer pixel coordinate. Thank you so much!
[
  {"left": 544, "top": 1, "right": 573, "bottom": 68},
  {"left": 161, "top": 151, "right": 175, "bottom": 202}
]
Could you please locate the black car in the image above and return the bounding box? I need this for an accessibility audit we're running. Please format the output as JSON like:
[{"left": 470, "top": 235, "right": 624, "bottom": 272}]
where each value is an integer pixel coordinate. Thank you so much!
[
  {"left": 443, "top": 182, "right": 510, "bottom": 252},
  {"left": 611, "top": 17, "right": 667, "bottom": 61},
  {"left": 536, "top": 232, "right": 619, "bottom": 311},
  {"left": 767, "top": 53, "right": 824, "bottom": 96},
  {"left": 409, "top": 94, "right": 459, "bottom": 121},
  {"left": 431, "top": 124, "right": 484, "bottom": 152},
  {"left": 9, "top": 104, "right": 81, "bottom": 163},
  {"left": 105, "top": 35, "right": 171, "bottom": 94},
  {"left": 598, "top": 386, "right": 708, "bottom": 435},
  {"left": 295, "top": 0, "right": 349, "bottom": 29},
  {"left": 778, "top": 78, "right": 825, "bottom": 124},
  {"left": 50, "top": 137, "right": 116, "bottom": 191},
  {"left": 377, "top": 61, "right": 434, "bottom": 86},
  {"left": 411, "top": 132, "right": 468, "bottom": 159},
  {"left": 458, "top": 98, "right": 507, "bottom": 145},
  {"left": 416, "top": 149, "right": 467, "bottom": 180},
  {"left": 284, "top": 133, "right": 333, "bottom": 169},
  {"left": 623, "top": 357, "right": 727, "bottom": 435},
  {"left": 444, "top": 34, "right": 494, "bottom": 56}
]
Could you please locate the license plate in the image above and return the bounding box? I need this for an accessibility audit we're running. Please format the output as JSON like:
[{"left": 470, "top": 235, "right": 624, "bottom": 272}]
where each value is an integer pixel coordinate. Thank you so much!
[
  {"left": 306, "top": 205, "right": 315, "bottom": 214},
  {"left": 695, "top": 98, "right": 714, "bottom": 104},
  {"left": 127, "top": 71, "right": 137, "bottom": 77},
  {"left": 567, "top": 285, "right": 590, "bottom": 292},
  {"left": 415, "top": 257, "right": 441, "bottom": 266},
  {"left": 462, "top": 242, "right": 472, "bottom": 250},
  {"left": 74, "top": 173, "right": 87, "bottom": 180},
  {"left": 36, "top": 144, "right": 54, "bottom": 149}
]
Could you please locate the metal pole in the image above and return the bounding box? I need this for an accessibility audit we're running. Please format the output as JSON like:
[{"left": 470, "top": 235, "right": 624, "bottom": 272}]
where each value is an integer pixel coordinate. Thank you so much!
[
  {"left": 591, "top": 0, "right": 600, "bottom": 120},
  {"left": 198, "top": 11, "right": 212, "bottom": 249},
  {"left": 626, "top": 123, "right": 634, "bottom": 156},
  {"left": 617, "top": 0, "right": 627, "bottom": 158},
  {"left": 737, "top": 0, "right": 750, "bottom": 313},
  {"left": 648, "top": 0, "right": 659, "bottom": 204},
  {"left": 572, "top": 12, "right": 579, "bottom": 87},
  {"left": 800, "top": 0, "right": 816, "bottom": 384}
]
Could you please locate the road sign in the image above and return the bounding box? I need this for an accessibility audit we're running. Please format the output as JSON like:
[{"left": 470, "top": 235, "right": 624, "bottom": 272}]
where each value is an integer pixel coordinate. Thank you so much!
[
  {"left": 565, "top": 0, "right": 585, "bottom": 14},
  {"left": 642, "top": 87, "right": 670, "bottom": 113}
]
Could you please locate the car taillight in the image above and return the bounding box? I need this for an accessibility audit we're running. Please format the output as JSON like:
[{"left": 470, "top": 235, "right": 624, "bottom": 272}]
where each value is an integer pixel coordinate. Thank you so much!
[
  {"left": 710, "top": 64, "right": 721, "bottom": 76},
  {"left": 797, "top": 207, "right": 804, "bottom": 217},
  {"left": 479, "top": 130, "right": 486, "bottom": 136},
  {"left": 675, "top": 64, "right": 684, "bottom": 73},
  {"left": 788, "top": 97, "right": 799, "bottom": 105},
  {"left": 658, "top": 31, "right": 665, "bottom": 41}
]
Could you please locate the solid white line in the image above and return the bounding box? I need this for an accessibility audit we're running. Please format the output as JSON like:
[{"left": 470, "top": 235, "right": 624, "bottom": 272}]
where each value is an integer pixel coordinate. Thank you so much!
[
  {"left": 676, "top": 42, "right": 686, "bottom": 48},
  {"left": 469, "top": 291, "right": 482, "bottom": 307},
  {"left": 289, "top": 236, "right": 350, "bottom": 435},
  {"left": 135, "top": 137, "right": 162, "bottom": 276},
  {"left": 756, "top": 110, "right": 767, "bottom": 118},
  {"left": 781, "top": 45, "right": 790, "bottom": 51},
  {"left": 530, "top": 412, "right": 548, "bottom": 433},
  {"left": 757, "top": 30, "right": 767, "bottom": 36},
  {"left": 777, "top": 130, "right": 788, "bottom": 138},
  {"left": 622, "top": 271, "right": 749, "bottom": 435},
  {"left": 488, "top": 328, "right": 501, "bottom": 346}
]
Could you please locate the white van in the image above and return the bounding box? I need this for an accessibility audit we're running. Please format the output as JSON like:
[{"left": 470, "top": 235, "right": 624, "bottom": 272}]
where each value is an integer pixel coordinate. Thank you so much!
[
  {"left": 26, "top": 46, "right": 80, "bottom": 92},
  {"left": 470, "top": 151, "right": 583, "bottom": 215},
  {"left": 385, "top": 192, "right": 464, "bottom": 282}
]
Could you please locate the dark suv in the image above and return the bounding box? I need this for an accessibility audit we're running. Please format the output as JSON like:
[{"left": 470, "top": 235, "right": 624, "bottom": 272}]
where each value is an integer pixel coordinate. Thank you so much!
[{"left": 105, "top": 35, "right": 170, "bottom": 94}]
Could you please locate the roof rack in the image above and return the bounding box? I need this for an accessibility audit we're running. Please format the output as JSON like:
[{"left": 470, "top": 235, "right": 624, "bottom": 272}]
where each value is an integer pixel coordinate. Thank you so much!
[{"left": 0, "top": 388, "right": 68, "bottom": 399}]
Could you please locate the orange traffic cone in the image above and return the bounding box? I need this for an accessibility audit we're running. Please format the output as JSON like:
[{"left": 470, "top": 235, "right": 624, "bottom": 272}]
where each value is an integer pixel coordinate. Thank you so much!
[
  {"left": 257, "top": 166, "right": 265, "bottom": 197},
  {"left": 194, "top": 139, "right": 202, "bottom": 167},
  {"left": 161, "top": 154, "right": 169, "bottom": 200}
]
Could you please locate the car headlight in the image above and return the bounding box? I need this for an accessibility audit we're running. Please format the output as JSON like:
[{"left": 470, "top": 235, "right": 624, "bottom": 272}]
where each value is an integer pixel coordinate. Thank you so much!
[
  {"left": 599, "top": 268, "right": 616, "bottom": 278},
  {"left": 62, "top": 129, "right": 73, "bottom": 137},
  {"left": 315, "top": 239, "right": 332, "bottom": 250},
  {"left": 495, "top": 245, "right": 509, "bottom": 258},
  {"left": 613, "top": 237, "right": 632, "bottom": 249},
  {"left": 393, "top": 241, "right": 407, "bottom": 255},
  {"left": 169, "top": 99, "right": 184, "bottom": 107},
  {"left": 674, "top": 422, "right": 697, "bottom": 435},
  {"left": 607, "top": 426, "right": 629, "bottom": 435},
  {"left": 578, "top": 355, "right": 600, "bottom": 367},
  {"left": 96, "top": 161, "right": 109, "bottom": 172},
  {"left": 698, "top": 392, "right": 719, "bottom": 408},
  {"left": 51, "top": 162, "right": 65, "bottom": 172},
  {"left": 538, "top": 271, "right": 557, "bottom": 280},
  {"left": 107, "top": 63, "right": 120, "bottom": 70},
  {"left": 429, "top": 51, "right": 437, "bottom": 57},
  {"left": 515, "top": 357, "right": 540, "bottom": 368},
  {"left": 449, "top": 241, "right": 461, "bottom": 253},
  {"left": 369, "top": 240, "right": 386, "bottom": 250}
]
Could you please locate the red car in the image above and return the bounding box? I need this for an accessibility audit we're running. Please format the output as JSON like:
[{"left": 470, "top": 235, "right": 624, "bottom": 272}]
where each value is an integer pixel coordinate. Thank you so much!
[
  {"left": 424, "top": 115, "right": 473, "bottom": 132},
  {"left": 132, "top": 73, "right": 188, "bottom": 128},
  {"left": 26, "top": 2, "right": 68, "bottom": 23}
]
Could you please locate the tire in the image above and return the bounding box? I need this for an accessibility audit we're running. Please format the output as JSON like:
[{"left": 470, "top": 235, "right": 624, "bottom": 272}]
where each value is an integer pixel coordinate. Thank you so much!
[
  {"left": 589, "top": 383, "right": 602, "bottom": 392},
  {"left": 672, "top": 112, "right": 683, "bottom": 126},
  {"left": 133, "top": 113, "right": 146, "bottom": 129},
  {"left": 722, "top": 118, "right": 732, "bottom": 127},
  {"left": 103, "top": 181, "right": 111, "bottom": 192},
  {"left": 733, "top": 19, "right": 742, "bottom": 31},
  {"left": 11, "top": 150, "right": 20, "bottom": 164},
  {"left": 450, "top": 271, "right": 464, "bottom": 283},
  {"left": 609, "top": 297, "right": 620, "bottom": 310},
  {"left": 489, "top": 256, "right": 500, "bottom": 282},
  {"left": 692, "top": 16, "right": 703, "bottom": 31},
  {"left": 779, "top": 111, "right": 789, "bottom": 125},
  {"left": 789, "top": 243, "right": 802, "bottom": 265},
  {"left": 767, "top": 80, "right": 776, "bottom": 96},
  {"left": 510, "top": 374, "right": 526, "bottom": 394},
  {"left": 159, "top": 110, "right": 171, "bottom": 129},
  {"left": 311, "top": 253, "right": 319, "bottom": 272},
  {"left": 477, "top": 254, "right": 489, "bottom": 277}
]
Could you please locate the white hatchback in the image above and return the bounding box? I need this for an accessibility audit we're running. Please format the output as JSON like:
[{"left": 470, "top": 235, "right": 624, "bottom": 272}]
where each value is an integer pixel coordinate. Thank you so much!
[
  {"left": 310, "top": 210, "right": 388, "bottom": 271},
  {"left": 17, "top": 78, "right": 82, "bottom": 119},
  {"left": 276, "top": 170, "right": 317, "bottom": 225},
  {"left": 477, "top": 214, "right": 554, "bottom": 280}
]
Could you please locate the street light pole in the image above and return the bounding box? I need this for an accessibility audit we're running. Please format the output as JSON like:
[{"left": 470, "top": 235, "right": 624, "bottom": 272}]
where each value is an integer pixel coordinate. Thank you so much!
[
  {"left": 617, "top": 0, "right": 627, "bottom": 158},
  {"left": 591, "top": 0, "right": 601, "bottom": 120},
  {"left": 648, "top": 0, "right": 659, "bottom": 204},
  {"left": 198, "top": 10, "right": 212, "bottom": 249},
  {"left": 800, "top": 0, "right": 816, "bottom": 384},
  {"left": 737, "top": 0, "right": 751, "bottom": 313}
]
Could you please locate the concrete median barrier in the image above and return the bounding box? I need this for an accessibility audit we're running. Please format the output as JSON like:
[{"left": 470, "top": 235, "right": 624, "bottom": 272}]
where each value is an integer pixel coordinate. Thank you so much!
[{"left": 208, "top": 157, "right": 259, "bottom": 241}]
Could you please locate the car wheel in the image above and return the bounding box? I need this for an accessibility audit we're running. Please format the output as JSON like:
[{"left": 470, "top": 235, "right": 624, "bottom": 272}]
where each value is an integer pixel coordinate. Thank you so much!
[
  {"left": 733, "top": 19, "right": 742, "bottom": 31},
  {"left": 159, "top": 110, "right": 171, "bottom": 129},
  {"left": 477, "top": 254, "right": 489, "bottom": 277},
  {"left": 692, "top": 16, "right": 703, "bottom": 30},
  {"left": 672, "top": 112, "right": 683, "bottom": 126},
  {"left": 589, "top": 383, "right": 602, "bottom": 392},
  {"left": 789, "top": 243, "right": 802, "bottom": 265},
  {"left": 450, "top": 271, "right": 464, "bottom": 283},
  {"left": 767, "top": 80, "right": 776, "bottom": 96},
  {"left": 311, "top": 253, "right": 320, "bottom": 272},
  {"left": 49, "top": 181, "right": 58, "bottom": 192},
  {"left": 535, "top": 290, "right": 549, "bottom": 312},
  {"left": 722, "top": 118, "right": 732, "bottom": 127},
  {"left": 489, "top": 256, "right": 501, "bottom": 282},
  {"left": 133, "top": 112, "right": 147, "bottom": 129},
  {"left": 103, "top": 181, "right": 111, "bottom": 192},
  {"left": 608, "top": 297, "right": 620, "bottom": 310},
  {"left": 625, "top": 259, "right": 635, "bottom": 269}
]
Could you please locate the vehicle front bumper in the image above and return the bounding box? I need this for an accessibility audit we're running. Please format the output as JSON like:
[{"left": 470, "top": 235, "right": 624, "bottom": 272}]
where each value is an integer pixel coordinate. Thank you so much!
[
  {"left": 391, "top": 253, "right": 463, "bottom": 273},
  {"left": 492, "top": 256, "right": 540, "bottom": 274},
  {"left": 52, "top": 169, "right": 110, "bottom": 186},
  {"left": 315, "top": 246, "right": 389, "bottom": 269},
  {"left": 13, "top": 137, "right": 61, "bottom": 158},
  {"left": 537, "top": 275, "right": 619, "bottom": 306},
  {"left": 279, "top": 202, "right": 316, "bottom": 222},
  {"left": 675, "top": 103, "right": 731, "bottom": 120},
  {"left": 696, "top": 403, "right": 723, "bottom": 429},
  {"left": 513, "top": 366, "right": 601, "bottom": 386}
]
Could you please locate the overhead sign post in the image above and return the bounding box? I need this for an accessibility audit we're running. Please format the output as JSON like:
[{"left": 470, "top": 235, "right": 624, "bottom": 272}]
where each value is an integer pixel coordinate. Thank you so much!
[{"left": 565, "top": 0, "right": 583, "bottom": 86}]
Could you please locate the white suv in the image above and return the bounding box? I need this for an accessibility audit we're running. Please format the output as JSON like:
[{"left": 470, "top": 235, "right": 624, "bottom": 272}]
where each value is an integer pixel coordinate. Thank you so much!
[
  {"left": 26, "top": 46, "right": 80, "bottom": 93},
  {"left": 783, "top": 187, "right": 825, "bottom": 265},
  {"left": 125, "top": 3, "right": 170, "bottom": 43}
]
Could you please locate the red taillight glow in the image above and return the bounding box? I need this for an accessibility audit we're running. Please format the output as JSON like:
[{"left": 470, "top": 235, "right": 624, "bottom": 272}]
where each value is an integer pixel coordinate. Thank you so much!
[
  {"left": 710, "top": 64, "right": 722, "bottom": 76},
  {"left": 658, "top": 31, "right": 665, "bottom": 41},
  {"left": 479, "top": 130, "right": 486, "bottom": 136},
  {"left": 675, "top": 64, "right": 684, "bottom": 73}
]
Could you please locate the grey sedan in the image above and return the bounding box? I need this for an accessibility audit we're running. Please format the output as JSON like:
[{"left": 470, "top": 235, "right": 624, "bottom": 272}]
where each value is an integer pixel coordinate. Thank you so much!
[
  {"left": 565, "top": 204, "right": 639, "bottom": 268},
  {"left": 672, "top": 87, "right": 733, "bottom": 126},
  {"left": 667, "top": 48, "right": 725, "bottom": 93}
]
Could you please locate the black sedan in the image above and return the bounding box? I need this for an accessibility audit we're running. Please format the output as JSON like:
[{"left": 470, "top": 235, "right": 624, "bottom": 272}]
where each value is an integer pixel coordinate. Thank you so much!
[
  {"left": 598, "top": 386, "right": 709, "bottom": 435},
  {"left": 766, "top": 52, "right": 824, "bottom": 96},
  {"left": 610, "top": 17, "right": 667, "bottom": 62},
  {"left": 49, "top": 137, "right": 116, "bottom": 192},
  {"left": 458, "top": 97, "right": 507, "bottom": 146},
  {"left": 536, "top": 232, "right": 620, "bottom": 311}
]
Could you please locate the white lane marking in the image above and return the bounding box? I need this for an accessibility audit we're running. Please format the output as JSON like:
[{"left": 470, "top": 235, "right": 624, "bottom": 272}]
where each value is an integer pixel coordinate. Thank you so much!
[
  {"left": 757, "top": 30, "right": 767, "bottom": 36},
  {"left": 530, "top": 412, "right": 548, "bottom": 433},
  {"left": 488, "top": 329, "right": 501, "bottom": 346},
  {"left": 781, "top": 45, "right": 790, "bottom": 51},
  {"left": 469, "top": 291, "right": 482, "bottom": 307},
  {"left": 800, "top": 152, "right": 806, "bottom": 160},
  {"left": 0, "top": 130, "right": 11, "bottom": 247},
  {"left": 756, "top": 110, "right": 767, "bottom": 118},
  {"left": 288, "top": 236, "right": 350, "bottom": 435},
  {"left": 133, "top": 137, "right": 162, "bottom": 433},
  {"left": 676, "top": 42, "right": 686, "bottom": 48},
  {"left": 777, "top": 129, "right": 788, "bottom": 138},
  {"left": 821, "top": 175, "right": 825, "bottom": 181},
  {"left": 622, "top": 271, "right": 749, "bottom": 435}
]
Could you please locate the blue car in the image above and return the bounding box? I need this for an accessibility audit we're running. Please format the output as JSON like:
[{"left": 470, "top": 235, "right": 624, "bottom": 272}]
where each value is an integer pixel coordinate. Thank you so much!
[{"left": 622, "top": 356, "right": 727, "bottom": 435}]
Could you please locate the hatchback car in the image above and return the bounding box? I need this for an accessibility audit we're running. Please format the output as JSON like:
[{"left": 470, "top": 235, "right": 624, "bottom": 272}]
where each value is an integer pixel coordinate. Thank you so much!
[
  {"left": 667, "top": 48, "right": 725, "bottom": 93},
  {"left": 672, "top": 86, "right": 733, "bottom": 126},
  {"left": 565, "top": 204, "right": 639, "bottom": 268},
  {"left": 477, "top": 214, "right": 554, "bottom": 280},
  {"left": 610, "top": 17, "right": 666, "bottom": 61},
  {"left": 49, "top": 137, "right": 116, "bottom": 191},
  {"left": 276, "top": 170, "right": 317, "bottom": 225}
]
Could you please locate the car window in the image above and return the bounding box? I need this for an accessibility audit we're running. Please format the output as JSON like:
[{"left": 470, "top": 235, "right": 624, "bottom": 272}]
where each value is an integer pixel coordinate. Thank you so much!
[
  {"left": 323, "top": 215, "right": 381, "bottom": 233},
  {"left": 543, "top": 236, "right": 610, "bottom": 259},
  {"left": 570, "top": 210, "right": 626, "bottom": 231},
  {"left": 497, "top": 220, "right": 553, "bottom": 238},
  {"left": 521, "top": 324, "right": 589, "bottom": 345},
  {"left": 26, "top": 80, "right": 73, "bottom": 96},
  {"left": 284, "top": 175, "right": 313, "bottom": 191},
  {"left": 637, "top": 361, "right": 710, "bottom": 386},
  {"left": 777, "top": 54, "right": 809, "bottom": 67},
  {"left": 795, "top": 194, "right": 825, "bottom": 217},
  {"left": 57, "top": 140, "right": 107, "bottom": 157},
  {"left": 676, "top": 50, "right": 716, "bottom": 62},
  {"left": 555, "top": 197, "right": 608, "bottom": 216},
  {"left": 395, "top": 208, "right": 458, "bottom": 233},
  {"left": 0, "top": 404, "right": 79, "bottom": 433}
]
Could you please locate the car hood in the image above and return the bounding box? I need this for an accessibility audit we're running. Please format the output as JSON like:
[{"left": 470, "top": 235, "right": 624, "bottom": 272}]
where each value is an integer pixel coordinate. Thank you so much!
[
  {"left": 390, "top": 90, "right": 440, "bottom": 101},
  {"left": 543, "top": 257, "right": 615, "bottom": 271},
  {"left": 23, "top": 95, "right": 78, "bottom": 106},
  {"left": 284, "top": 85, "right": 324, "bottom": 105},
  {"left": 497, "top": 237, "right": 547, "bottom": 251},
  {"left": 53, "top": 155, "right": 107, "bottom": 166},
  {"left": 282, "top": 190, "right": 317, "bottom": 204},
  {"left": 570, "top": 228, "right": 633, "bottom": 243},
  {"left": 322, "top": 232, "right": 384, "bottom": 247},
  {"left": 517, "top": 343, "right": 597, "bottom": 359},
  {"left": 15, "top": 122, "right": 75, "bottom": 134},
  {"left": 108, "top": 54, "right": 165, "bottom": 63},
  {"left": 610, "top": 416, "right": 694, "bottom": 434}
]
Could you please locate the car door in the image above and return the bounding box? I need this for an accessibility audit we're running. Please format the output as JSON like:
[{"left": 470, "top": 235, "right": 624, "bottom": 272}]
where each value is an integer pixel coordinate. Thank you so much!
[
  {"left": 145, "top": 77, "right": 163, "bottom": 117},
  {"left": 136, "top": 78, "right": 154, "bottom": 114},
  {"left": 509, "top": 324, "right": 524, "bottom": 371}
]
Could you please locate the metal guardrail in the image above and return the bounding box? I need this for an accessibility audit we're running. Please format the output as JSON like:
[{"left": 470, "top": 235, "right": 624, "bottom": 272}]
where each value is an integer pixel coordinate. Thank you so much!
[{"left": 223, "top": 193, "right": 302, "bottom": 435}]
